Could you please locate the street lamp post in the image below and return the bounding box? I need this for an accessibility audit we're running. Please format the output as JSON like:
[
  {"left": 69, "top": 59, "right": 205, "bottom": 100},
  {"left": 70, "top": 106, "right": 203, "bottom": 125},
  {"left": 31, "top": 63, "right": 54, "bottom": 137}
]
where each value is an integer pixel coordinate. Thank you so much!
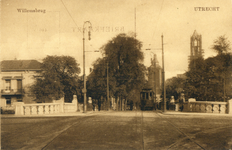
[
  {"left": 82, "top": 21, "right": 92, "bottom": 113},
  {"left": 103, "top": 54, "right": 110, "bottom": 110},
  {"left": 107, "top": 60, "right": 109, "bottom": 110},
  {"left": 161, "top": 34, "right": 166, "bottom": 112}
]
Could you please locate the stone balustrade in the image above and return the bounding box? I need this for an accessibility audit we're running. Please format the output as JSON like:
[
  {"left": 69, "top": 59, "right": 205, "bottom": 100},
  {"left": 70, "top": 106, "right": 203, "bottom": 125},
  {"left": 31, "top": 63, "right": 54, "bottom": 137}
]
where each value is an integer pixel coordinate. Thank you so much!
[
  {"left": 63, "top": 95, "right": 78, "bottom": 113},
  {"left": 15, "top": 103, "right": 61, "bottom": 115},
  {"left": 182, "top": 101, "right": 228, "bottom": 114},
  {"left": 14, "top": 95, "right": 78, "bottom": 115}
]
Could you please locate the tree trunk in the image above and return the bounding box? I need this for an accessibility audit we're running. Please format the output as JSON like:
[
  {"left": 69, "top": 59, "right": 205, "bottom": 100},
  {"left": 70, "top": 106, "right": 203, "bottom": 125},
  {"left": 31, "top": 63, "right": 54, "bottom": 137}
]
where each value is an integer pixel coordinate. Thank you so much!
[
  {"left": 107, "top": 97, "right": 110, "bottom": 110},
  {"left": 104, "top": 97, "right": 106, "bottom": 110},
  {"left": 116, "top": 97, "right": 119, "bottom": 111},
  {"left": 125, "top": 99, "right": 127, "bottom": 111},
  {"left": 119, "top": 97, "right": 122, "bottom": 111}
]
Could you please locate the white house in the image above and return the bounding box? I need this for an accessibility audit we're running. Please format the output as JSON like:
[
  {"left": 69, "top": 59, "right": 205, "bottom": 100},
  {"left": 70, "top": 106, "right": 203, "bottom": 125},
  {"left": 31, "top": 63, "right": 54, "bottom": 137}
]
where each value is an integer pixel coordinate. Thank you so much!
[{"left": 1, "top": 60, "right": 41, "bottom": 110}]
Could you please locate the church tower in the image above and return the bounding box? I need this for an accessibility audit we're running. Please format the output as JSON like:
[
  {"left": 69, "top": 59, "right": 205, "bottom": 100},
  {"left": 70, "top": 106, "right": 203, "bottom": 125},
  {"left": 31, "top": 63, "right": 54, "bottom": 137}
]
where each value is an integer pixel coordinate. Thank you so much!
[
  {"left": 189, "top": 30, "right": 204, "bottom": 69},
  {"left": 147, "top": 54, "right": 162, "bottom": 103}
]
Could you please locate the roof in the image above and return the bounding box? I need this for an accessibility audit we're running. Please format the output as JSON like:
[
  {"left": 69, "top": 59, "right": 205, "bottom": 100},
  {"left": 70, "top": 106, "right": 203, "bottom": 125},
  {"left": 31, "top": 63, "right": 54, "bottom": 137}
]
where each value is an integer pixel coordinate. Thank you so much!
[
  {"left": 192, "top": 30, "right": 198, "bottom": 36},
  {"left": 1, "top": 60, "right": 41, "bottom": 71},
  {"left": 192, "top": 30, "right": 201, "bottom": 39}
]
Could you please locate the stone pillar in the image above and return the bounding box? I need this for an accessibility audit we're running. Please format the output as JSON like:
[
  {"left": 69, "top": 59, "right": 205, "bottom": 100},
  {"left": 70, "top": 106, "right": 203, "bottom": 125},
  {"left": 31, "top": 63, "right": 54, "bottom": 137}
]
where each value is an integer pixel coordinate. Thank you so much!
[
  {"left": 220, "top": 104, "right": 226, "bottom": 114},
  {"left": 54, "top": 104, "right": 58, "bottom": 113},
  {"left": 73, "top": 95, "right": 78, "bottom": 112},
  {"left": 44, "top": 105, "right": 50, "bottom": 114},
  {"left": 31, "top": 106, "right": 38, "bottom": 115},
  {"left": 189, "top": 103, "right": 193, "bottom": 112},
  {"left": 192, "top": 103, "right": 196, "bottom": 112},
  {"left": 56, "top": 97, "right": 64, "bottom": 113},
  {"left": 175, "top": 103, "right": 179, "bottom": 111},
  {"left": 213, "top": 104, "right": 219, "bottom": 113},
  {"left": 195, "top": 104, "right": 200, "bottom": 112},
  {"left": 200, "top": 104, "right": 206, "bottom": 113},
  {"left": 25, "top": 106, "right": 31, "bottom": 115},
  {"left": 50, "top": 105, "right": 54, "bottom": 114},
  {"left": 38, "top": 105, "right": 44, "bottom": 114},
  {"left": 227, "top": 99, "right": 232, "bottom": 114},
  {"left": 14, "top": 102, "right": 24, "bottom": 115},
  {"left": 206, "top": 104, "right": 213, "bottom": 113}
]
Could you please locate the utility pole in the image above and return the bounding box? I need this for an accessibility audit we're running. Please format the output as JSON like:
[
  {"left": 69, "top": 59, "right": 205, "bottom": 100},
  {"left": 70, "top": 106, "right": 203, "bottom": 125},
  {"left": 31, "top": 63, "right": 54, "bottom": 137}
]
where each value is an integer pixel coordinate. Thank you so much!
[
  {"left": 224, "top": 75, "right": 226, "bottom": 102},
  {"left": 82, "top": 21, "right": 92, "bottom": 113},
  {"left": 154, "top": 57, "right": 157, "bottom": 105},
  {"left": 151, "top": 58, "right": 155, "bottom": 101},
  {"left": 162, "top": 34, "right": 166, "bottom": 112},
  {"left": 107, "top": 61, "right": 109, "bottom": 110},
  {"left": 134, "top": 7, "right": 136, "bottom": 39}
]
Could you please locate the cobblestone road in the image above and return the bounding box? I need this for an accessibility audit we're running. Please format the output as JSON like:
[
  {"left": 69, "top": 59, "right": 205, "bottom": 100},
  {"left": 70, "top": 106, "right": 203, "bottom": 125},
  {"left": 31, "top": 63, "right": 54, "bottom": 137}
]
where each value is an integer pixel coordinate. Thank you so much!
[{"left": 1, "top": 111, "right": 232, "bottom": 150}]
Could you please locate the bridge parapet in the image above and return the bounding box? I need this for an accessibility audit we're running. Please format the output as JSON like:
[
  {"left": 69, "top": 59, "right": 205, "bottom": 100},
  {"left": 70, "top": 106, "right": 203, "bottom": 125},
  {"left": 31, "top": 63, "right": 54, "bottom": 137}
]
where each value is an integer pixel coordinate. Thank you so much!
[
  {"left": 182, "top": 101, "right": 230, "bottom": 114},
  {"left": 15, "top": 102, "right": 61, "bottom": 115},
  {"left": 14, "top": 95, "right": 78, "bottom": 115}
]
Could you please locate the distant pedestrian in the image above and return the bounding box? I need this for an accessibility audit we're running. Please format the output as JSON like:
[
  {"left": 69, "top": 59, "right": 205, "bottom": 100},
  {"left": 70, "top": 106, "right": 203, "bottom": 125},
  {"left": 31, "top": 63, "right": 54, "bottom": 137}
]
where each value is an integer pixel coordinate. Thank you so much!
[
  {"left": 93, "top": 104, "right": 95, "bottom": 111},
  {"left": 98, "top": 100, "right": 101, "bottom": 111},
  {"left": 178, "top": 93, "right": 185, "bottom": 111}
]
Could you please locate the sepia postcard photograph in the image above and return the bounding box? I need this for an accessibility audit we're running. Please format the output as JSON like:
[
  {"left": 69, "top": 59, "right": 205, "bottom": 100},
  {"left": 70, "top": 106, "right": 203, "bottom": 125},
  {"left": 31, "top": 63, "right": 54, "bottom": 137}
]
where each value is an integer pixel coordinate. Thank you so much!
[{"left": 1, "top": 0, "right": 232, "bottom": 149}]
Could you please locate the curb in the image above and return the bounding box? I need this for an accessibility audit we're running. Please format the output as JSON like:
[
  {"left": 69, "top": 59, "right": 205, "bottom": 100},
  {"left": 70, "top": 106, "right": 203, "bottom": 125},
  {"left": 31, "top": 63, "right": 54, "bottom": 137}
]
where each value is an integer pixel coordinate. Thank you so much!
[
  {"left": 0, "top": 111, "right": 106, "bottom": 118},
  {"left": 1, "top": 110, "right": 231, "bottom": 118},
  {"left": 159, "top": 111, "right": 232, "bottom": 117}
]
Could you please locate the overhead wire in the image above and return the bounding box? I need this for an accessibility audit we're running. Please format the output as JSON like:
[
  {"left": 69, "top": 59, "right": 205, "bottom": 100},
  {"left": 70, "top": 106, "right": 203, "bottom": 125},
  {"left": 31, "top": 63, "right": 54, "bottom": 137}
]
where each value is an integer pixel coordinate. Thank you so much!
[
  {"left": 60, "top": 0, "right": 78, "bottom": 27},
  {"left": 151, "top": 0, "right": 164, "bottom": 40}
]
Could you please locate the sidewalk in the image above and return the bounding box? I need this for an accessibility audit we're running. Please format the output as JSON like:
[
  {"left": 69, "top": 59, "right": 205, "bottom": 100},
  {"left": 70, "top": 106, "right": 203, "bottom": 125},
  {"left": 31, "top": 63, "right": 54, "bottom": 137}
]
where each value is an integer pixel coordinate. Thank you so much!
[
  {"left": 160, "top": 110, "right": 232, "bottom": 116},
  {"left": 0, "top": 110, "right": 108, "bottom": 118},
  {"left": 1, "top": 110, "right": 231, "bottom": 118}
]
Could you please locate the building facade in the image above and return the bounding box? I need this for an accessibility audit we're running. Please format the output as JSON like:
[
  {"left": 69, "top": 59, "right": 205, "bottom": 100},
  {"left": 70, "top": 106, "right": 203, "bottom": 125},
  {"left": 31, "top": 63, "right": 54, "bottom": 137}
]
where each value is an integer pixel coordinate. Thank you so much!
[{"left": 1, "top": 60, "right": 41, "bottom": 110}]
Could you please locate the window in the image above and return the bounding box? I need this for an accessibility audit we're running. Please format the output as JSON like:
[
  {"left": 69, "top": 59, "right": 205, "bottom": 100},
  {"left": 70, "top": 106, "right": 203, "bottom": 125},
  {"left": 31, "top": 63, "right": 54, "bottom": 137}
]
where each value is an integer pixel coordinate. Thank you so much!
[
  {"left": 150, "top": 92, "right": 153, "bottom": 100},
  {"left": 17, "top": 79, "right": 22, "bottom": 92},
  {"left": 5, "top": 80, "right": 11, "bottom": 90},
  {"left": 6, "top": 98, "right": 11, "bottom": 107},
  {"left": 17, "top": 96, "right": 23, "bottom": 102},
  {"left": 194, "top": 39, "right": 198, "bottom": 46},
  {"left": 141, "top": 92, "right": 146, "bottom": 99}
]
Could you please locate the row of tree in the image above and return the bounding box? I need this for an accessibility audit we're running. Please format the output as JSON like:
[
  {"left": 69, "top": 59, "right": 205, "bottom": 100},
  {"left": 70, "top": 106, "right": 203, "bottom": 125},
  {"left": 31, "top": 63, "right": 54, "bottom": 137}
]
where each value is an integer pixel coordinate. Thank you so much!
[
  {"left": 30, "top": 34, "right": 231, "bottom": 107},
  {"left": 165, "top": 35, "right": 232, "bottom": 102},
  {"left": 30, "top": 56, "right": 81, "bottom": 103},
  {"left": 87, "top": 33, "right": 146, "bottom": 110},
  {"left": 30, "top": 33, "right": 146, "bottom": 110}
]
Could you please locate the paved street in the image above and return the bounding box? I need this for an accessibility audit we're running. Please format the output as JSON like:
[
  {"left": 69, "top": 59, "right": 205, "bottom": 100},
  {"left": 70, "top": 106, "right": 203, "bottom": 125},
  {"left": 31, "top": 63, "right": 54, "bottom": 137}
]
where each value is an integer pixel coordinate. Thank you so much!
[{"left": 1, "top": 111, "right": 232, "bottom": 150}]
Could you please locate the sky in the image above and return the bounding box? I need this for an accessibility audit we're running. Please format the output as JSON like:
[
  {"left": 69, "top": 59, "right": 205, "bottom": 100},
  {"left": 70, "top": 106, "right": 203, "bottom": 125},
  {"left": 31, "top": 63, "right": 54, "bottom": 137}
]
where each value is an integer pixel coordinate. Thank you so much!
[{"left": 1, "top": 0, "right": 232, "bottom": 79}]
